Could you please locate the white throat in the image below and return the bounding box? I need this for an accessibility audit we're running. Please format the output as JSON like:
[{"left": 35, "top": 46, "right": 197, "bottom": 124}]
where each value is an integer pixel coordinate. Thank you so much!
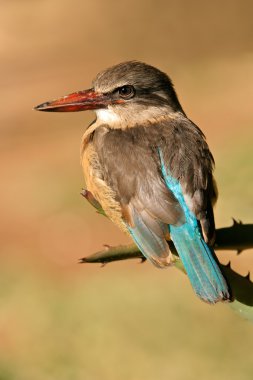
[
  {"left": 95, "top": 105, "right": 182, "bottom": 129},
  {"left": 95, "top": 108, "right": 121, "bottom": 125}
]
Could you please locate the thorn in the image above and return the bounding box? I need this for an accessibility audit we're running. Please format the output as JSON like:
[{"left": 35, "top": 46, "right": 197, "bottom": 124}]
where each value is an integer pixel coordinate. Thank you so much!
[
  {"left": 103, "top": 244, "right": 111, "bottom": 250},
  {"left": 139, "top": 257, "right": 147, "bottom": 263},
  {"left": 245, "top": 271, "right": 251, "bottom": 281},
  {"left": 78, "top": 258, "right": 86, "bottom": 264},
  {"left": 237, "top": 249, "right": 243, "bottom": 255},
  {"left": 225, "top": 261, "right": 231, "bottom": 268},
  {"left": 232, "top": 218, "right": 243, "bottom": 226},
  {"left": 101, "top": 262, "right": 107, "bottom": 268}
]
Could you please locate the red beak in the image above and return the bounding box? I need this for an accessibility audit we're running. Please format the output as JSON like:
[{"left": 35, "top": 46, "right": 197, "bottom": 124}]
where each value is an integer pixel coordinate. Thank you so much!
[{"left": 34, "top": 88, "right": 111, "bottom": 112}]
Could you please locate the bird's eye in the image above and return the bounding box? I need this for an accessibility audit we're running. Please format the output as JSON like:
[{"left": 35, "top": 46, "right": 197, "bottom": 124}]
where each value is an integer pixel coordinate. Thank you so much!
[{"left": 118, "top": 85, "right": 135, "bottom": 99}]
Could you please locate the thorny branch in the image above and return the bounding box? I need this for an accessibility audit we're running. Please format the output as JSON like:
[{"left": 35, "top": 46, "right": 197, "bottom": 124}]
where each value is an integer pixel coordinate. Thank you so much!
[{"left": 80, "top": 189, "right": 253, "bottom": 307}]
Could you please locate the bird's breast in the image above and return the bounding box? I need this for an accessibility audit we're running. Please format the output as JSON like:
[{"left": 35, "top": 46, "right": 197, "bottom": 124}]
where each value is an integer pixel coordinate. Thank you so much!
[{"left": 81, "top": 136, "right": 127, "bottom": 232}]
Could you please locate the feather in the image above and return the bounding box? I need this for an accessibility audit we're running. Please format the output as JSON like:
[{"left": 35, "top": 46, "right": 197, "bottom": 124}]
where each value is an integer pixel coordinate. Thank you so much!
[{"left": 127, "top": 207, "right": 172, "bottom": 268}]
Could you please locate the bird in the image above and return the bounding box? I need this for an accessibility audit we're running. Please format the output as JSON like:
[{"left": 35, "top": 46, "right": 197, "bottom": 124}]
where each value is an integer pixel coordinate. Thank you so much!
[{"left": 35, "top": 61, "right": 230, "bottom": 304}]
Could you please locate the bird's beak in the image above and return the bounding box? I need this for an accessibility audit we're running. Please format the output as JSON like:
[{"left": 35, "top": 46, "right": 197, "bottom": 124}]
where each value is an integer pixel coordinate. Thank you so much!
[{"left": 34, "top": 88, "right": 112, "bottom": 112}]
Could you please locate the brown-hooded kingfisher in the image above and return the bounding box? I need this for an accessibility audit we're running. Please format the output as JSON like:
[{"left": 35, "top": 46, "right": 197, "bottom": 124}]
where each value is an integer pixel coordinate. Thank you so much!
[{"left": 35, "top": 61, "right": 230, "bottom": 304}]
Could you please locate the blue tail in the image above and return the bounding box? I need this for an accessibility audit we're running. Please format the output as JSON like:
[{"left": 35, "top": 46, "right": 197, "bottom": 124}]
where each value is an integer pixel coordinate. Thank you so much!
[
  {"left": 169, "top": 224, "right": 229, "bottom": 303},
  {"left": 158, "top": 149, "right": 230, "bottom": 303}
]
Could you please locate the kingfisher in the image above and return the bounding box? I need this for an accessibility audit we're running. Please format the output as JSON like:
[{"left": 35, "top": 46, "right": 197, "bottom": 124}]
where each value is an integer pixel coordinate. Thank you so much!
[{"left": 35, "top": 61, "right": 230, "bottom": 304}]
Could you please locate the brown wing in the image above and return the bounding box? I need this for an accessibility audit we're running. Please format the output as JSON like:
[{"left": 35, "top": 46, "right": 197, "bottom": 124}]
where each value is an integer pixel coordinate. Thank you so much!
[
  {"left": 94, "top": 125, "right": 184, "bottom": 224},
  {"left": 159, "top": 117, "right": 218, "bottom": 245}
]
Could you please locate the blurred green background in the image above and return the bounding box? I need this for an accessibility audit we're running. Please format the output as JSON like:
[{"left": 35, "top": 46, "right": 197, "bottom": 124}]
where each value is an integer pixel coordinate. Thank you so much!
[{"left": 1, "top": 1, "right": 253, "bottom": 379}]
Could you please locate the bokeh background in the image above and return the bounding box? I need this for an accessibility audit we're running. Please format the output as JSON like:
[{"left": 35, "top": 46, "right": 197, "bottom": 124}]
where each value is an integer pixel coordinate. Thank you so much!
[{"left": 1, "top": 1, "right": 253, "bottom": 379}]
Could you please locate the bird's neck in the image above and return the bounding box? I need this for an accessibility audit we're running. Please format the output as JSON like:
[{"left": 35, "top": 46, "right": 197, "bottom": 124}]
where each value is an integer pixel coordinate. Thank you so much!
[
  {"left": 81, "top": 105, "right": 185, "bottom": 150},
  {"left": 95, "top": 105, "right": 184, "bottom": 129}
]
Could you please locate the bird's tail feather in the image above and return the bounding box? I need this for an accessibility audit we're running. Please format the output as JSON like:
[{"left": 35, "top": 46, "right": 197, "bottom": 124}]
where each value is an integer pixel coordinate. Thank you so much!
[{"left": 170, "top": 223, "right": 230, "bottom": 303}]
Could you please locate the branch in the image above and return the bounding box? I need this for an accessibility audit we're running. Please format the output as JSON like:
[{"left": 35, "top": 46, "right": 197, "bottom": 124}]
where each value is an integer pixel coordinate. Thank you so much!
[
  {"left": 80, "top": 190, "right": 253, "bottom": 309},
  {"left": 80, "top": 219, "right": 253, "bottom": 265}
]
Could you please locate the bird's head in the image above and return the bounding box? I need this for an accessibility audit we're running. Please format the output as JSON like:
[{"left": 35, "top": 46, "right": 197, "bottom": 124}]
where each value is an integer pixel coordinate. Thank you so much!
[{"left": 35, "top": 61, "right": 184, "bottom": 127}]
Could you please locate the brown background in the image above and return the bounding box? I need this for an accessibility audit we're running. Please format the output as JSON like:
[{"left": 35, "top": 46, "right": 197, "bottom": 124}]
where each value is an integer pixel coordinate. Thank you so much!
[{"left": 1, "top": 1, "right": 253, "bottom": 379}]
